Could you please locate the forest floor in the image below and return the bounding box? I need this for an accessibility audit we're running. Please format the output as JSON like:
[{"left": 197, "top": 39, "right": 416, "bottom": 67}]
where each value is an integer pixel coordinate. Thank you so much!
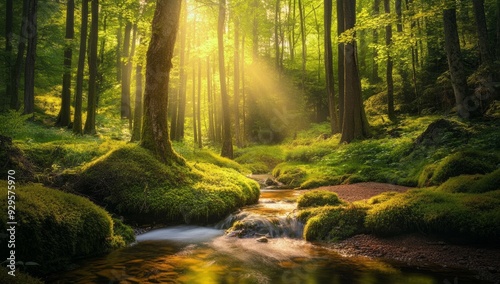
[{"left": 320, "top": 183, "right": 500, "bottom": 283}]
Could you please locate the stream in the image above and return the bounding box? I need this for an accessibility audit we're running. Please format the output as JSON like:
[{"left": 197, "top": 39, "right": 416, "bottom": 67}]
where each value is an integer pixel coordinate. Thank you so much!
[{"left": 48, "top": 177, "right": 484, "bottom": 283}]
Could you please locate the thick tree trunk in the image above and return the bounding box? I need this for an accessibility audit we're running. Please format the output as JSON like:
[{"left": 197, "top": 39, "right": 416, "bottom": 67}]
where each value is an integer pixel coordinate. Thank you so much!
[
  {"left": 472, "top": 0, "right": 493, "bottom": 64},
  {"left": 83, "top": 0, "right": 99, "bottom": 134},
  {"left": 140, "top": 0, "right": 183, "bottom": 164},
  {"left": 218, "top": 0, "right": 233, "bottom": 159},
  {"left": 73, "top": 0, "right": 88, "bottom": 135},
  {"left": 340, "top": 0, "right": 370, "bottom": 143},
  {"left": 384, "top": 0, "right": 395, "bottom": 121},
  {"left": 131, "top": 64, "right": 143, "bottom": 142},
  {"left": 23, "top": 0, "right": 38, "bottom": 116},
  {"left": 121, "top": 21, "right": 132, "bottom": 119},
  {"left": 443, "top": 8, "right": 469, "bottom": 119},
  {"left": 324, "top": 0, "right": 338, "bottom": 134},
  {"left": 234, "top": 18, "right": 241, "bottom": 147},
  {"left": 337, "top": 0, "right": 345, "bottom": 129},
  {"left": 56, "top": 0, "right": 75, "bottom": 127}
]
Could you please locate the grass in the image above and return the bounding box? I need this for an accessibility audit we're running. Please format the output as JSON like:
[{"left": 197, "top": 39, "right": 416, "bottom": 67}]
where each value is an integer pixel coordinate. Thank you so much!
[{"left": 0, "top": 181, "right": 133, "bottom": 274}]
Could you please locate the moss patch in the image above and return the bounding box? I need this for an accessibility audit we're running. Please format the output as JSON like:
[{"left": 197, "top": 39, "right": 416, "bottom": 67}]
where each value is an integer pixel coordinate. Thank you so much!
[
  {"left": 438, "top": 169, "right": 500, "bottom": 193},
  {"left": 0, "top": 181, "right": 132, "bottom": 274},
  {"left": 297, "top": 190, "right": 344, "bottom": 208},
  {"left": 74, "top": 145, "right": 259, "bottom": 225}
]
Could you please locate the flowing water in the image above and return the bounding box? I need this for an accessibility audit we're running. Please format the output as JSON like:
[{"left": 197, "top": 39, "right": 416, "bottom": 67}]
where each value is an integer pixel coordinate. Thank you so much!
[{"left": 48, "top": 183, "right": 484, "bottom": 283}]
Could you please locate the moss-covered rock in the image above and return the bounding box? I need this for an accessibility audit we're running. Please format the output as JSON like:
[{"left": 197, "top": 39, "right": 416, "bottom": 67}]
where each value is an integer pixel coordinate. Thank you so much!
[
  {"left": 301, "top": 205, "right": 367, "bottom": 242},
  {"left": 272, "top": 163, "right": 307, "bottom": 188},
  {"left": 74, "top": 145, "right": 259, "bottom": 225},
  {"left": 438, "top": 169, "right": 500, "bottom": 193},
  {"left": 297, "top": 190, "right": 344, "bottom": 208},
  {"left": 0, "top": 181, "right": 132, "bottom": 274},
  {"left": 428, "top": 150, "right": 499, "bottom": 185},
  {"left": 365, "top": 189, "right": 500, "bottom": 243}
]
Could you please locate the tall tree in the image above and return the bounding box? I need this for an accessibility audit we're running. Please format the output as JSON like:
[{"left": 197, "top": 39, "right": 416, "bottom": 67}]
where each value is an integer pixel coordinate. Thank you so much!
[
  {"left": 121, "top": 22, "right": 132, "bottom": 119},
  {"left": 384, "top": 0, "right": 395, "bottom": 120},
  {"left": 324, "top": 0, "right": 338, "bottom": 134},
  {"left": 83, "top": 0, "right": 99, "bottom": 134},
  {"left": 472, "top": 0, "right": 493, "bottom": 64},
  {"left": 234, "top": 18, "right": 242, "bottom": 147},
  {"left": 337, "top": 0, "right": 345, "bottom": 129},
  {"left": 207, "top": 56, "right": 215, "bottom": 142},
  {"left": 171, "top": 6, "right": 188, "bottom": 141},
  {"left": 131, "top": 63, "right": 143, "bottom": 142},
  {"left": 23, "top": 0, "right": 38, "bottom": 115},
  {"left": 5, "top": 0, "right": 14, "bottom": 105},
  {"left": 298, "top": 0, "right": 306, "bottom": 86},
  {"left": 218, "top": 0, "right": 233, "bottom": 158},
  {"left": 443, "top": 5, "right": 469, "bottom": 119},
  {"left": 73, "top": 0, "right": 89, "bottom": 135},
  {"left": 56, "top": 0, "right": 75, "bottom": 127},
  {"left": 371, "top": 0, "right": 381, "bottom": 84},
  {"left": 11, "top": 0, "right": 29, "bottom": 110},
  {"left": 141, "top": 0, "right": 183, "bottom": 164},
  {"left": 340, "top": 0, "right": 370, "bottom": 143}
]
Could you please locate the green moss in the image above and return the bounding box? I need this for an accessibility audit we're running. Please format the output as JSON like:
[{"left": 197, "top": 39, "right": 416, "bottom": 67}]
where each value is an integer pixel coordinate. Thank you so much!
[
  {"left": 272, "top": 163, "right": 307, "bottom": 188},
  {"left": 428, "top": 150, "right": 499, "bottom": 185},
  {"left": 365, "top": 189, "right": 500, "bottom": 243},
  {"left": 438, "top": 169, "right": 500, "bottom": 193},
  {"left": 302, "top": 205, "right": 367, "bottom": 242},
  {"left": 297, "top": 190, "right": 344, "bottom": 208},
  {"left": 234, "top": 145, "right": 284, "bottom": 174},
  {"left": 174, "top": 143, "right": 246, "bottom": 173},
  {"left": 74, "top": 145, "right": 259, "bottom": 225},
  {"left": 0, "top": 181, "right": 130, "bottom": 274}
]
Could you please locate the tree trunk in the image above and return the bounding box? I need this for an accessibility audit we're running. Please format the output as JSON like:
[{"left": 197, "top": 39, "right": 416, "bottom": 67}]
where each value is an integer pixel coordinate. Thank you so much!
[
  {"left": 340, "top": 0, "right": 370, "bottom": 143},
  {"left": 116, "top": 16, "right": 122, "bottom": 83},
  {"left": 371, "top": 0, "right": 381, "bottom": 84},
  {"left": 23, "top": 0, "right": 38, "bottom": 116},
  {"left": 252, "top": 0, "right": 259, "bottom": 62},
  {"left": 173, "top": 6, "right": 188, "bottom": 141},
  {"left": 11, "top": 0, "right": 30, "bottom": 111},
  {"left": 192, "top": 62, "right": 198, "bottom": 145},
  {"left": 5, "top": 0, "right": 14, "bottom": 105},
  {"left": 73, "top": 0, "right": 88, "bottom": 135},
  {"left": 207, "top": 56, "right": 215, "bottom": 142},
  {"left": 337, "top": 0, "right": 345, "bottom": 129},
  {"left": 443, "top": 7, "right": 469, "bottom": 119},
  {"left": 472, "top": 0, "right": 493, "bottom": 64},
  {"left": 197, "top": 57, "right": 202, "bottom": 149},
  {"left": 384, "top": 0, "right": 395, "bottom": 121},
  {"left": 121, "top": 21, "right": 132, "bottom": 119},
  {"left": 131, "top": 64, "right": 143, "bottom": 142},
  {"left": 275, "top": 0, "right": 281, "bottom": 71},
  {"left": 140, "top": 0, "right": 183, "bottom": 164},
  {"left": 496, "top": 0, "right": 500, "bottom": 59},
  {"left": 83, "top": 0, "right": 99, "bottom": 134},
  {"left": 324, "top": 0, "right": 338, "bottom": 134},
  {"left": 298, "top": 0, "right": 306, "bottom": 86},
  {"left": 56, "top": 0, "right": 75, "bottom": 127},
  {"left": 219, "top": 0, "right": 233, "bottom": 159},
  {"left": 234, "top": 18, "right": 241, "bottom": 147}
]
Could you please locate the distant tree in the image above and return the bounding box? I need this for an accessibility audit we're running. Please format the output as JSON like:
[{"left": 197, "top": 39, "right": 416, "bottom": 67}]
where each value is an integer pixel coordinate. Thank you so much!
[
  {"left": 121, "top": 21, "right": 132, "bottom": 119},
  {"left": 472, "top": 0, "right": 493, "bottom": 64},
  {"left": 73, "top": 0, "right": 88, "bottom": 135},
  {"left": 5, "top": 0, "right": 14, "bottom": 107},
  {"left": 171, "top": 6, "right": 188, "bottom": 141},
  {"left": 131, "top": 63, "right": 143, "bottom": 142},
  {"left": 23, "top": 0, "right": 38, "bottom": 116},
  {"left": 340, "top": 0, "right": 370, "bottom": 143},
  {"left": 218, "top": 0, "right": 233, "bottom": 158},
  {"left": 443, "top": 5, "right": 468, "bottom": 119},
  {"left": 337, "top": 0, "right": 345, "bottom": 128},
  {"left": 83, "top": 0, "right": 99, "bottom": 134},
  {"left": 140, "top": 0, "right": 183, "bottom": 164},
  {"left": 234, "top": 17, "right": 242, "bottom": 147},
  {"left": 384, "top": 0, "right": 395, "bottom": 121},
  {"left": 324, "top": 0, "right": 339, "bottom": 134},
  {"left": 56, "top": 0, "right": 75, "bottom": 127}
]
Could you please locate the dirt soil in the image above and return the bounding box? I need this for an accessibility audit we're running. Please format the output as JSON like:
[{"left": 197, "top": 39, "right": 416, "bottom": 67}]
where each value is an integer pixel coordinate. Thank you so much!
[{"left": 317, "top": 182, "right": 500, "bottom": 283}]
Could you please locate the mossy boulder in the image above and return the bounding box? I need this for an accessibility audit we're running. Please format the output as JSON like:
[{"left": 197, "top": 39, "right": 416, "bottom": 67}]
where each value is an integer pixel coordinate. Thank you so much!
[
  {"left": 428, "top": 150, "right": 499, "bottom": 185},
  {"left": 297, "top": 190, "right": 344, "bottom": 208},
  {"left": 0, "top": 181, "right": 131, "bottom": 274},
  {"left": 74, "top": 145, "right": 259, "bottom": 225},
  {"left": 438, "top": 169, "right": 500, "bottom": 193},
  {"left": 272, "top": 164, "right": 307, "bottom": 188}
]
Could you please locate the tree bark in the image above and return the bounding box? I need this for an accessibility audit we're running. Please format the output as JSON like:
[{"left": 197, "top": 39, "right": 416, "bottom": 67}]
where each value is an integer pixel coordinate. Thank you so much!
[
  {"left": 173, "top": 6, "right": 188, "bottom": 141},
  {"left": 131, "top": 63, "right": 143, "bottom": 142},
  {"left": 340, "top": 0, "right": 370, "bottom": 143},
  {"left": 140, "top": 0, "right": 183, "bottom": 164},
  {"left": 5, "top": 0, "right": 14, "bottom": 105},
  {"left": 73, "top": 0, "right": 88, "bottom": 135},
  {"left": 337, "top": 0, "right": 345, "bottom": 129},
  {"left": 23, "top": 0, "right": 38, "bottom": 116},
  {"left": 384, "top": 0, "right": 395, "bottom": 120},
  {"left": 56, "top": 0, "right": 75, "bottom": 127},
  {"left": 371, "top": 0, "right": 381, "bottom": 84},
  {"left": 121, "top": 21, "right": 132, "bottom": 119},
  {"left": 218, "top": 0, "right": 233, "bottom": 159},
  {"left": 83, "top": 0, "right": 99, "bottom": 134},
  {"left": 207, "top": 56, "right": 215, "bottom": 142},
  {"left": 234, "top": 18, "right": 241, "bottom": 147},
  {"left": 443, "top": 7, "right": 469, "bottom": 119},
  {"left": 324, "top": 0, "right": 338, "bottom": 134},
  {"left": 472, "top": 0, "right": 493, "bottom": 64}
]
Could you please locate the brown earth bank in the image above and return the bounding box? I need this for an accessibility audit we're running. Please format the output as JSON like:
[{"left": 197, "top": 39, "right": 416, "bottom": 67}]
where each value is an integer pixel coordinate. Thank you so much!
[{"left": 315, "top": 182, "right": 500, "bottom": 283}]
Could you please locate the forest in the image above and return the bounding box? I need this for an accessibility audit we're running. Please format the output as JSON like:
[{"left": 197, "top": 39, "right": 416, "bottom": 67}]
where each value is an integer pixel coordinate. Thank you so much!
[{"left": 0, "top": 0, "right": 499, "bottom": 283}]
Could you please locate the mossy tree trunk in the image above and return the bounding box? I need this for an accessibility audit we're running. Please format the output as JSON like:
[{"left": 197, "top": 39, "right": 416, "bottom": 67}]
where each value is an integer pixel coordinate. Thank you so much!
[
  {"left": 140, "top": 0, "right": 183, "bottom": 165},
  {"left": 73, "top": 0, "right": 88, "bottom": 135},
  {"left": 56, "top": 0, "right": 74, "bottom": 127},
  {"left": 84, "top": 0, "right": 99, "bottom": 134},
  {"left": 340, "top": 0, "right": 370, "bottom": 143},
  {"left": 443, "top": 7, "right": 469, "bottom": 119},
  {"left": 218, "top": 0, "right": 233, "bottom": 159}
]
